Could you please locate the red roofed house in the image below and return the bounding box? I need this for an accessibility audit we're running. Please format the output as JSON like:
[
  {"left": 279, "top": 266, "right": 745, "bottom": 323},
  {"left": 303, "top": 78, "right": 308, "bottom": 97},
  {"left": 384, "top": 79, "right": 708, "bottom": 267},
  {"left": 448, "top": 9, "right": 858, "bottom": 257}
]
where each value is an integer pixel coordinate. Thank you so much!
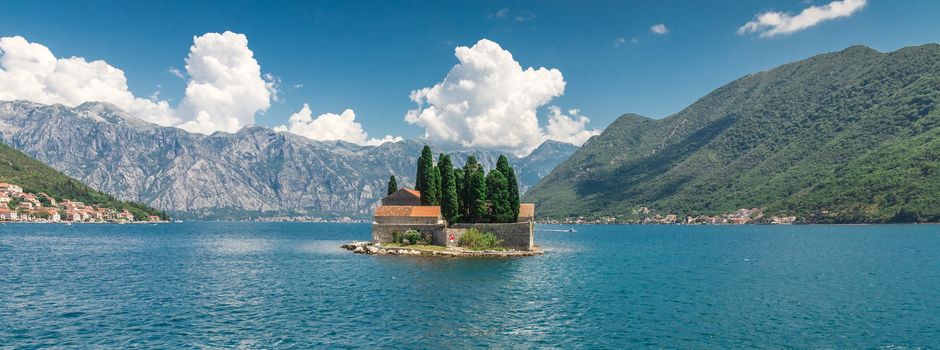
[
  {"left": 0, "top": 208, "right": 18, "bottom": 221},
  {"left": 117, "top": 210, "right": 134, "bottom": 222},
  {"left": 0, "top": 183, "right": 22, "bottom": 194}
]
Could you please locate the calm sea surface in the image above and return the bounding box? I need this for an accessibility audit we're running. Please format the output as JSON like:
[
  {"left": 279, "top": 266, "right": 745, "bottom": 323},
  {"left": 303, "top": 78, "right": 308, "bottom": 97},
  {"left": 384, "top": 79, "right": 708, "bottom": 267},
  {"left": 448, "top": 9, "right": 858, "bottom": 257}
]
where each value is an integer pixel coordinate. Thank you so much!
[{"left": 1, "top": 222, "right": 938, "bottom": 348}]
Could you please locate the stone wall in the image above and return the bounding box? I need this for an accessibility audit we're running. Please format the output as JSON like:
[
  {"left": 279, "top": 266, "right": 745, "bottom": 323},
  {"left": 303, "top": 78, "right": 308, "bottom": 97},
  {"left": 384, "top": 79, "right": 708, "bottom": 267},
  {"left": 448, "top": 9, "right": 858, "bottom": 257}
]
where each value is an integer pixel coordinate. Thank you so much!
[
  {"left": 449, "top": 222, "right": 535, "bottom": 251},
  {"left": 371, "top": 223, "right": 445, "bottom": 243},
  {"left": 433, "top": 228, "right": 463, "bottom": 248},
  {"left": 372, "top": 222, "right": 535, "bottom": 251}
]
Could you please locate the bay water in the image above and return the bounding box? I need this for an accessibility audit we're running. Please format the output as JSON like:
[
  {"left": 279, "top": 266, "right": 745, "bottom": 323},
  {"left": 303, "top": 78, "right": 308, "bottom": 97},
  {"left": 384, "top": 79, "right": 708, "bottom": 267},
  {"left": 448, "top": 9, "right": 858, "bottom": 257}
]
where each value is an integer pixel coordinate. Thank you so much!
[{"left": 1, "top": 223, "right": 938, "bottom": 348}]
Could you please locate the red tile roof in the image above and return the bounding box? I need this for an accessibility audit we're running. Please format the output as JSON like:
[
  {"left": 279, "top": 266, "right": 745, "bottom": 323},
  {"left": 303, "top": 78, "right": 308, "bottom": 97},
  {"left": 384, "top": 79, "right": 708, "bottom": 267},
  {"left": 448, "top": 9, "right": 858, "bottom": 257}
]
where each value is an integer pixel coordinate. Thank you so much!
[{"left": 374, "top": 205, "right": 441, "bottom": 218}]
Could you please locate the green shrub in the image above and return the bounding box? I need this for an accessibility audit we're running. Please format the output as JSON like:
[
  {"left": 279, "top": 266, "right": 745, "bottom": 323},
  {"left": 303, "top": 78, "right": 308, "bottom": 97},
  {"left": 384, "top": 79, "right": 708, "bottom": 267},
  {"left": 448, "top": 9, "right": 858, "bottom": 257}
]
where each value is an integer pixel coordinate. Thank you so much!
[
  {"left": 458, "top": 228, "right": 504, "bottom": 251},
  {"left": 392, "top": 229, "right": 427, "bottom": 245}
]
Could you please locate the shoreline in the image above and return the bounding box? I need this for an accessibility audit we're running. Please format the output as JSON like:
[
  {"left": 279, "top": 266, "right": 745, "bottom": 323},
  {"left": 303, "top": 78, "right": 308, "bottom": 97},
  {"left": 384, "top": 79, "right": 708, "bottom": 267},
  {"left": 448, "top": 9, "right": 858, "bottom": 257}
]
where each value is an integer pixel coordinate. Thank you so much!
[{"left": 341, "top": 241, "right": 543, "bottom": 257}]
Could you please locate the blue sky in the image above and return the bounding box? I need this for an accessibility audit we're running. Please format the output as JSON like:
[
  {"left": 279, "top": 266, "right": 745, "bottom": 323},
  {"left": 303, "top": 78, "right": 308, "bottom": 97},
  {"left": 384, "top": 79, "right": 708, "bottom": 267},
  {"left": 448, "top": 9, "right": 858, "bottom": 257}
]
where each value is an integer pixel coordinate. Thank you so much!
[{"left": 1, "top": 0, "right": 938, "bottom": 152}]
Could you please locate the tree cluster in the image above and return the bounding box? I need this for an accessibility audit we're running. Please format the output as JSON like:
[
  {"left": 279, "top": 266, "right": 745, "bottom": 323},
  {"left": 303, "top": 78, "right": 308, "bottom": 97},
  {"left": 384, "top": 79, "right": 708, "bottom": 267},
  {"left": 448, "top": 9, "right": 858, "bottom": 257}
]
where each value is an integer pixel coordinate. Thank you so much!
[{"left": 403, "top": 145, "right": 519, "bottom": 224}]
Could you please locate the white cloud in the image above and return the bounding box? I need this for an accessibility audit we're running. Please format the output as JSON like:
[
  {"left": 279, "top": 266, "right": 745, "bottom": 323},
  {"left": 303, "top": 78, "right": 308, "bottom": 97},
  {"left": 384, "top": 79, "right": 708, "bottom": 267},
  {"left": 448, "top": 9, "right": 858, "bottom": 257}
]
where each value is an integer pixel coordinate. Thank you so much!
[
  {"left": 651, "top": 23, "right": 669, "bottom": 35},
  {"left": 0, "top": 32, "right": 279, "bottom": 134},
  {"left": 275, "top": 103, "right": 402, "bottom": 146},
  {"left": 491, "top": 8, "right": 509, "bottom": 18},
  {"left": 544, "top": 106, "right": 600, "bottom": 146},
  {"left": 0, "top": 35, "right": 179, "bottom": 126},
  {"left": 406, "top": 39, "right": 596, "bottom": 155},
  {"left": 168, "top": 67, "right": 184, "bottom": 79},
  {"left": 738, "top": 0, "right": 866, "bottom": 37},
  {"left": 614, "top": 37, "right": 626, "bottom": 47},
  {"left": 515, "top": 10, "right": 536, "bottom": 22},
  {"left": 177, "top": 31, "right": 274, "bottom": 134}
]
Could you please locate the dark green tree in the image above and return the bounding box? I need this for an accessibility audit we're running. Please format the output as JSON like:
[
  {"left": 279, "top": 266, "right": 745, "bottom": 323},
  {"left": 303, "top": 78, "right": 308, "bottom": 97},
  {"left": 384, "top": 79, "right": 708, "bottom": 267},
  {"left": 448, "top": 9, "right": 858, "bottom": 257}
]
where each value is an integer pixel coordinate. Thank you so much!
[
  {"left": 387, "top": 175, "right": 398, "bottom": 195},
  {"left": 430, "top": 165, "right": 441, "bottom": 205},
  {"left": 485, "top": 169, "right": 512, "bottom": 223},
  {"left": 438, "top": 154, "right": 459, "bottom": 223},
  {"left": 462, "top": 155, "right": 480, "bottom": 216},
  {"left": 496, "top": 155, "right": 520, "bottom": 221},
  {"left": 416, "top": 145, "right": 434, "bottom": 205},
  {"left": 454, "top": 167, "right": 465, "bottom": 221},
  {"left": 467, "top": 167, "right": 487, "bottom": 223}
]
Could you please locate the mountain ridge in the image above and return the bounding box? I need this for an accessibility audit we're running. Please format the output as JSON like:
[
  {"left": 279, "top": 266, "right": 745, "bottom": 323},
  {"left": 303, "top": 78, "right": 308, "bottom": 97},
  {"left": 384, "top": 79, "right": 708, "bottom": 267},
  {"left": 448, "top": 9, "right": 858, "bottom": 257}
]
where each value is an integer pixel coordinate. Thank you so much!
[
  {"left": 525, "top": 43, "right": 940, "bottom": 222},
  {"left": 0, "top": 100, "right": 577, "bottom": 219}
]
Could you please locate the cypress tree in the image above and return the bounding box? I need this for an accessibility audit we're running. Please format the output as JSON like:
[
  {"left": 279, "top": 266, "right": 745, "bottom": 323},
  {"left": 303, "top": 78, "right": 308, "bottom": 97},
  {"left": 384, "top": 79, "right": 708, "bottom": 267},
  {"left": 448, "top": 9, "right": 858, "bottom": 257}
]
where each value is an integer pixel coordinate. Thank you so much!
[
  {"left": 416, "top": 145, "right": 434, "bottom": 205},
  {"left": 485, "top": 169, "right": 512, "bottom": 223},
  {"left": 387, "top": 175, "right": 398, "bottom": 195},
  {"left": 430, "top": 165, "right": 441, "bottom": 205},
  {"left": 496, "top": 155, "right": 520, "bottom": 221},
  {"left": 438, "top": 154, "right": 459, "bottom": 224},
  {"left": 467, "top": 167, "right": 487, "bottom": 223},
  {"left": 462, "top": 155, "right": 480, "bottom": 216},
  {"left": 454, "top": 167, "right": 465, "bottom": 222}
]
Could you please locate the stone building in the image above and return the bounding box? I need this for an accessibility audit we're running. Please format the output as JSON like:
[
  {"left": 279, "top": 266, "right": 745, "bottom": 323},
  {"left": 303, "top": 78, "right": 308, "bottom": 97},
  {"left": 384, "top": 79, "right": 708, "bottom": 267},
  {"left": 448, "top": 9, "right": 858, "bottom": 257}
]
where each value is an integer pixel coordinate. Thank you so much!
[
  {"left": 518, "top": 203, "right": 535, "bottom": 222},
  {"left": 381, "top": 188, "right": 422, "bottom": 206}
]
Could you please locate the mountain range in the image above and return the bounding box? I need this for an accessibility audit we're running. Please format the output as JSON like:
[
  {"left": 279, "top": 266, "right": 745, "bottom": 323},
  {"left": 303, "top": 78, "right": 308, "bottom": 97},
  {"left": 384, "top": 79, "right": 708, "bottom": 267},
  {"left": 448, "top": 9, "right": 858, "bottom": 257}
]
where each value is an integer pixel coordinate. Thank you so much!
[
  {"left": 525, "top": 44, "right": 940, "bottom": 223},
  {"left": 0, "top": 101, "right": 577, "bottom": 219}
]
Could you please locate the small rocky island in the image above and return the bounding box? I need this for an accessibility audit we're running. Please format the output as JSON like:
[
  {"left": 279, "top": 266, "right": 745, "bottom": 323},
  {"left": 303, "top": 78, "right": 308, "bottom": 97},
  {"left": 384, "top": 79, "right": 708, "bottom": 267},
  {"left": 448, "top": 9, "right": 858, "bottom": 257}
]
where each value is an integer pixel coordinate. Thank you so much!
[{"left": 343, "top": 146, "right": 542, "bottom": 257}]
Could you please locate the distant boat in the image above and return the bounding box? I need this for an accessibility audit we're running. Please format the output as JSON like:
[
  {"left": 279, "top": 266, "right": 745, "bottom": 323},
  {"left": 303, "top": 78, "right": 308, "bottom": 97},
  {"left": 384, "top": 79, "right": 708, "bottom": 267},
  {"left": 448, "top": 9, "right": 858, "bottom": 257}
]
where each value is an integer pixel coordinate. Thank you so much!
[
  {"left": 566, "top": 228, "right": 577, "bottom": 233},
  {"left": 175, "top": 220, "right": 183, "bottom": 223}
]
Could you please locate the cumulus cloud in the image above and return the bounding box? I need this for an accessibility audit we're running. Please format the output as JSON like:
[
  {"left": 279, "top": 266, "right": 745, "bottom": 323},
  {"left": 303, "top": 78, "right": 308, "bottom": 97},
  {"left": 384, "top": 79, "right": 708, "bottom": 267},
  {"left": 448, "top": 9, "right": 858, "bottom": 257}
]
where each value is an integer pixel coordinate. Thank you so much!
[
  {"left": 275, "top": 104, "right": 402, "bottom": 146},
  {"left": 0, "top": 32, "right": 279, "bottom": 134},
  {"left": 738, "top": 0, "right": 867, "bottom": 37},
  {"left": 650, "top": 23, "right": 669, "bottom": 35},
  {"left": 177, "top": 31, "right": 275, "bottom": 134},
  {"left": 544, "top": 106, "right": 600, "bottom": 146},
  {"left": 0, "top": 35, "right": 179, "bottom": 126},
  {"left": 406, "top": 39, "right": 596, "bottom": 155}
]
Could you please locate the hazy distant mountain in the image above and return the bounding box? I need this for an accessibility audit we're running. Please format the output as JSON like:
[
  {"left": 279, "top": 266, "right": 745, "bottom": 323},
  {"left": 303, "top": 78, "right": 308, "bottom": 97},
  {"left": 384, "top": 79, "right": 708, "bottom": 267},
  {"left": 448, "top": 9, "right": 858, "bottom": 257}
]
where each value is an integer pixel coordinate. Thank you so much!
[
  {"left": 0, "top": 101, "right": 577, "bottom": 219},
  {"left": 524, "top": 44, "right": 940, "bottom": 223}
]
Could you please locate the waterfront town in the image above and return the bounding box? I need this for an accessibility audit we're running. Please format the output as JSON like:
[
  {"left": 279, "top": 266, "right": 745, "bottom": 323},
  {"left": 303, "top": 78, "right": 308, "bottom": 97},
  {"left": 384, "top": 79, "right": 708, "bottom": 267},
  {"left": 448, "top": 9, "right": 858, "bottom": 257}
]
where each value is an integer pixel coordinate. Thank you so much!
[
  {"left": 539, "top": 207, "right": 799, "bottom": 225},
  {"left": 0, "top": 182, "right": 160, "bottom": 223}
]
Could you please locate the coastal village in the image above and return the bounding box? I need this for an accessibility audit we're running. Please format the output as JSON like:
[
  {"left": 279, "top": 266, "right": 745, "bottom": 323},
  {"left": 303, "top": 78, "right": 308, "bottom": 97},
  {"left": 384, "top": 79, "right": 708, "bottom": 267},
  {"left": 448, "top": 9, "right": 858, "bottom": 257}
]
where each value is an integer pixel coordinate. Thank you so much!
[
  {"left": 539, "top": 207, "right": 798, "bottom": 225},
  {"left": 0, "top": 182, "right": 159, "bottom": 223}
]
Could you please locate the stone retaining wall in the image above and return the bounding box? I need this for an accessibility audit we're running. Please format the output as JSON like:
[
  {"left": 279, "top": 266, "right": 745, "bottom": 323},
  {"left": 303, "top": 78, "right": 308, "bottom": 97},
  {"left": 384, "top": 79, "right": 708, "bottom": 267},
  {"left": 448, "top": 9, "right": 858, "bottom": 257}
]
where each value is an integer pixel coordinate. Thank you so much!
[
  {"left": 373, "top": 222, "right": 535, "bottom": 251},
  {"left": 449, "top": 222, "right": 535, "bottom": 251},
  {"left": 371, "top": 223, "right": 445, "bottom": 243}
]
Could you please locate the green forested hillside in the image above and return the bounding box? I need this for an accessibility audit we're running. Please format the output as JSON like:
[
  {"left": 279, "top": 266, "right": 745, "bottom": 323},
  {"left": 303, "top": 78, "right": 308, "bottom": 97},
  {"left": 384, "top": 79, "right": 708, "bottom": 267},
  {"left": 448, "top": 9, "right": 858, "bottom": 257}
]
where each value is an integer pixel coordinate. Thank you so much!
[
  {"left": 0, "top": 142, "right": 167, "bottom": 220},
  {"left": 524, "top": 44, "right": 940, "bottom": 223}
]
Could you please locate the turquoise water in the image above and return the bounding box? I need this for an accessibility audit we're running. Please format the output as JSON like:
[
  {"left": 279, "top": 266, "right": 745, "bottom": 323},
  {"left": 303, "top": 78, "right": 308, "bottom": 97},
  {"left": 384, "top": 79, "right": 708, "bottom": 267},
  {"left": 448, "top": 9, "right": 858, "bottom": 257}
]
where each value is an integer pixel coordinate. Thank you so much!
[{"left": 1, "top": 223, "right": 938, "bottom": 348}]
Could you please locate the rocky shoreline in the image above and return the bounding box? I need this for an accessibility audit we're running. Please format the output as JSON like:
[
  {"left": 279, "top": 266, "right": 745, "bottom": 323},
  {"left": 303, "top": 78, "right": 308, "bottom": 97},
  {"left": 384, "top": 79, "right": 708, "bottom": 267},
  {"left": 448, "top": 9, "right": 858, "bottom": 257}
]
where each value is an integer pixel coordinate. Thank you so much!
[{"left": 341, "top": 241, "right": 543, "bottom": 257}]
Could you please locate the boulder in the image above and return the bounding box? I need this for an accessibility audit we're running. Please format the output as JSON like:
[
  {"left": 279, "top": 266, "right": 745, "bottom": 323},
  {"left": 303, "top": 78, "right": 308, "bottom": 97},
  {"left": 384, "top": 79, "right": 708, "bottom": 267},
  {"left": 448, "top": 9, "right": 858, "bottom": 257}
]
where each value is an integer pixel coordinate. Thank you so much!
[{"left": 353, "top": 246, "right": 364, "bottom": 254}]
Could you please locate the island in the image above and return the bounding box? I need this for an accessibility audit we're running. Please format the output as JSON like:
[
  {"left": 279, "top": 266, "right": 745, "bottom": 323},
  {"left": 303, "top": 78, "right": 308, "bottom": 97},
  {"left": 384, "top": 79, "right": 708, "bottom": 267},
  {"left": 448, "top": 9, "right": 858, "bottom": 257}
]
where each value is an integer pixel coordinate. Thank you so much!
[{"left": 343, "top": 146, "right": 542, "bottom": 257}]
